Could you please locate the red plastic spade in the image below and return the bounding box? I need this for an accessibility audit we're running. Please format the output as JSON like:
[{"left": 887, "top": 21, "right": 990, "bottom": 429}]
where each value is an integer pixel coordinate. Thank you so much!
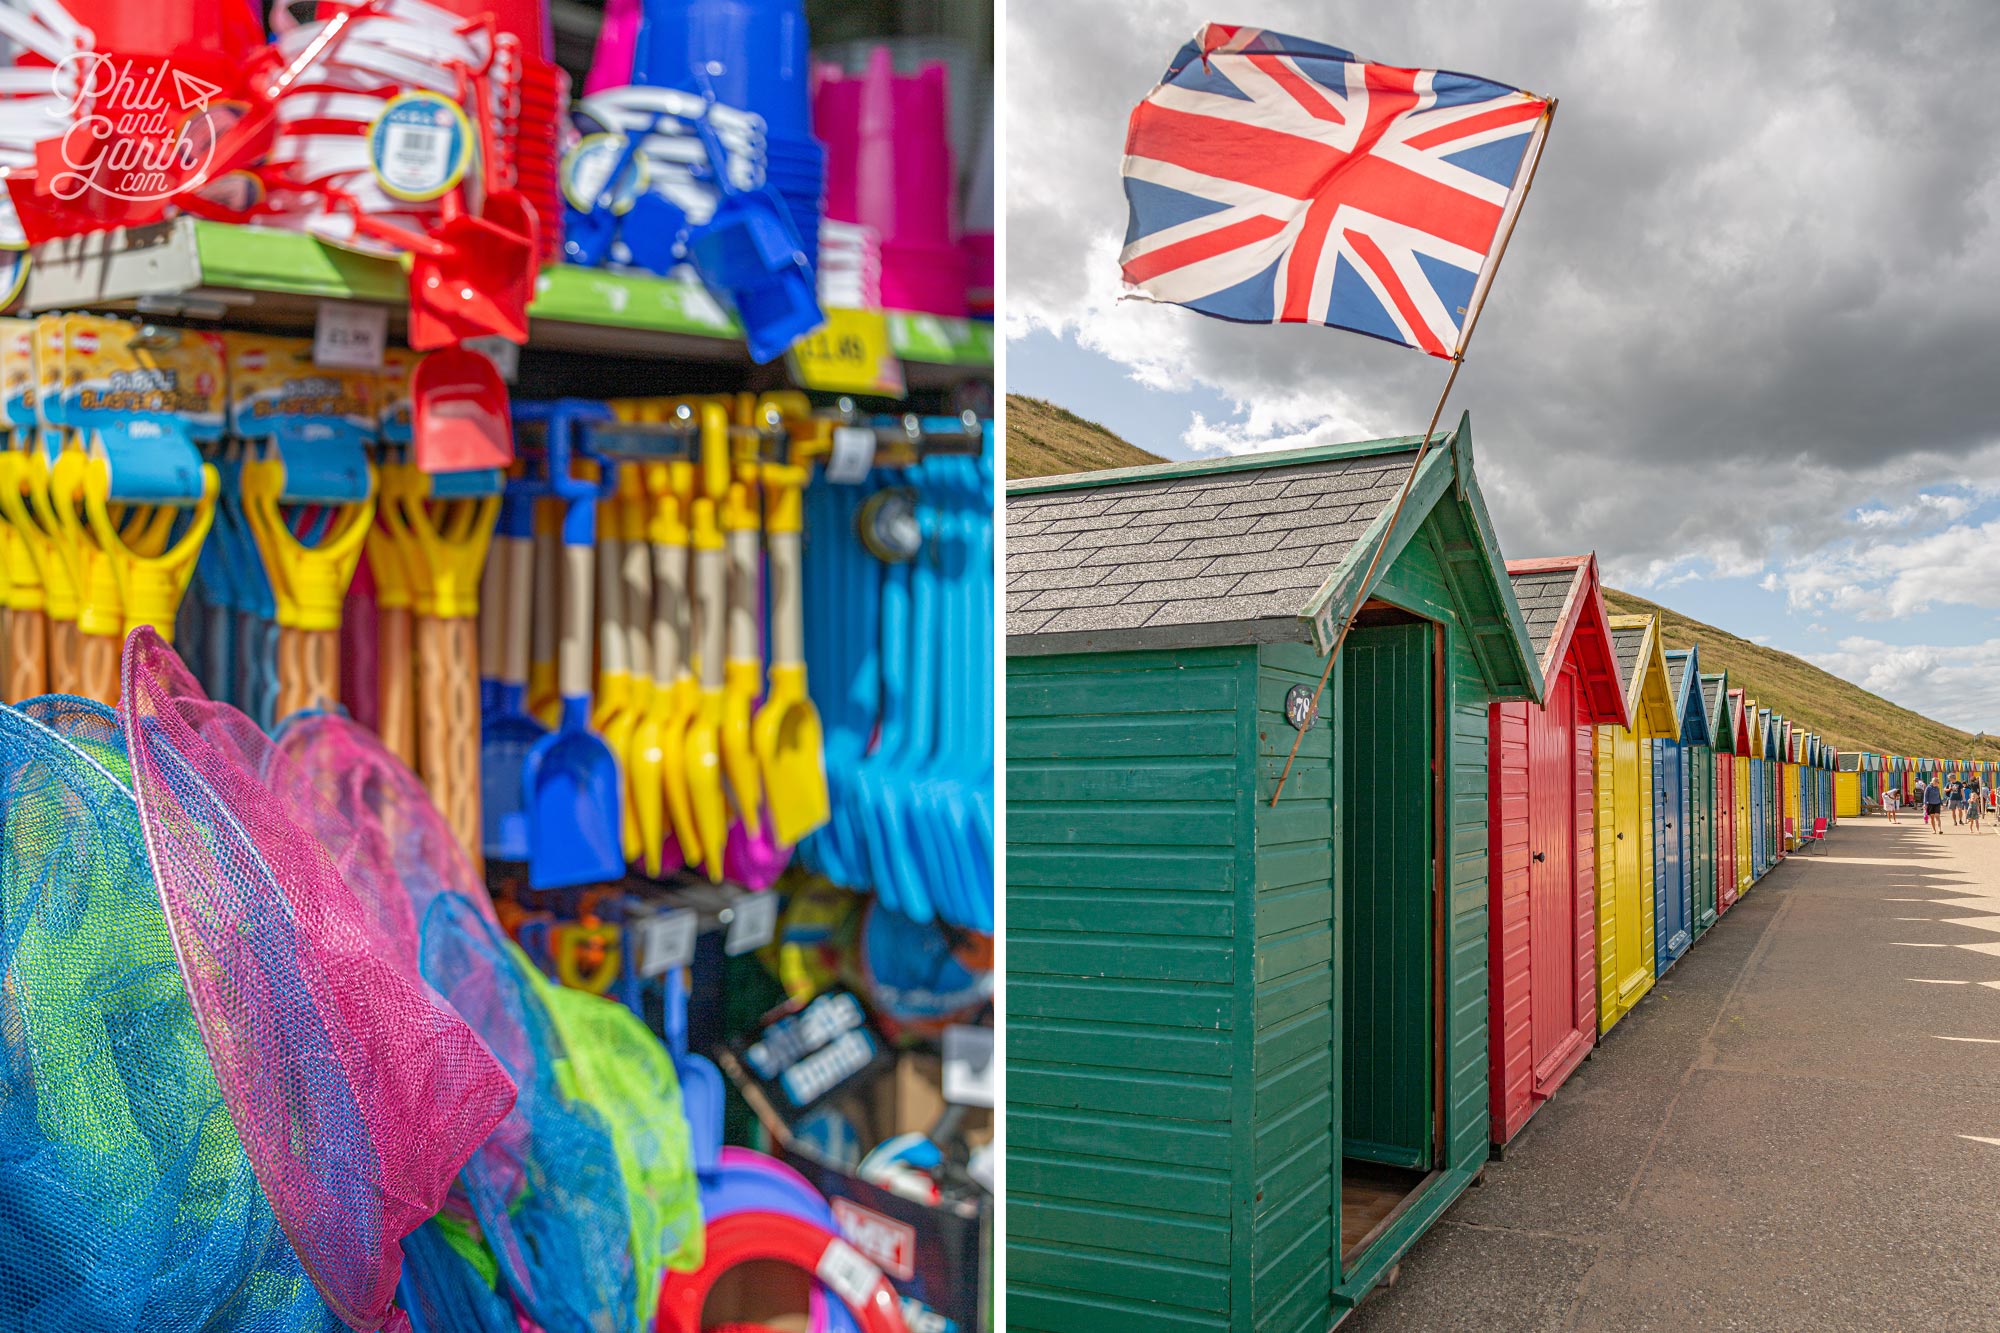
[{"left": 413, "top": 344, "right": 514, "bottom": 473}]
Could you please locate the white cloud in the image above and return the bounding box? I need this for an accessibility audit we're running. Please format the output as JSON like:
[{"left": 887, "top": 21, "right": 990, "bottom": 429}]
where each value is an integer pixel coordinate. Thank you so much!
[
  {"left": 1005, "top": 0, "right": 2000, "bottom": 582},
  {"left": 1765, "top": 516, "right": 2000, "bottom": 620},
  {"left": 1812, "top": 635, "right": 2000, "bottom": 732},
  {"left": 1854, "top": 491, "right": 1984, "bottom": 528}
]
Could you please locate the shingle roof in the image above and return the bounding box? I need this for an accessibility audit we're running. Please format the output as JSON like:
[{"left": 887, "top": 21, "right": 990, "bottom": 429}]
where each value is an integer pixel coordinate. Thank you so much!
[
  {"left": 1611, "top": 624, "right": 1647, "bottom": 681},
  {"left": 1006, "top": 450, "right": 1418, "bottom": 643},
  {"left": 1505, "top": 568, "right": 1575, "bottom": 665},
  {"left": 1701, "top": 673, "right": 1726, "bottom": 718},
  {"left": 1665, "top": 652, "right": 1688, "bottom": 703}
]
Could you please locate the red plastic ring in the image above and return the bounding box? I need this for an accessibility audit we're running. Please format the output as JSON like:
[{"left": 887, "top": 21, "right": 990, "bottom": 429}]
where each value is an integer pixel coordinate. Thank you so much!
[{"left": 656, "top": 1211, "right": 908, "bottom": 1333}]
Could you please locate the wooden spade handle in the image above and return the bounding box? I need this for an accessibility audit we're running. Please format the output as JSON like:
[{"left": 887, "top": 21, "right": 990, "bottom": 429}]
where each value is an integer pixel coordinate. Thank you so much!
[
  {"left": 80, "top": 632, "right": 118, "bottom": 706},
  {"left": 6, "top": 607, "right": 44, "bottom": 703},
  {"left": 306, "top": 629, "right": 340, "bottom": 714},
  {"left": 478, "top": 537, "right": 505, "bottom": 685},
  {"left": 769, "top": 531, "right": 803, "bottom": 668},
  {"left": 502, "top": 535, "right": 533, "bottom": 688},
  {"left": 377, "top": 605, "right": 415, "bottom": 765},
  {"left": 276, "top": 628, "right": 341, "bottom": 719},
  {"left": 276, "top": 627, "right": 307, "bottom": 719},
  {"left": 46, "top": 619, "right": 79, "bottom": 697},
  {"left": 419, "top": 614, "right": 483, "bottom": 869},
  {"left": 725, "top": 528, "right": 758, "bottom": 665},
  {"left": 652, "top": 541, "right": 687, "bottom": 685},
  {"left": 561, "top": 542, "right": 594, "bottom": 700}
]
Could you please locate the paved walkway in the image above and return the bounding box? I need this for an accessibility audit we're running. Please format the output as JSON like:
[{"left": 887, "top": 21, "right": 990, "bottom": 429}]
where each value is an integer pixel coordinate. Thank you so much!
[{"left": 1346, "top": 816, "right": 2000, "bottom": 1332}]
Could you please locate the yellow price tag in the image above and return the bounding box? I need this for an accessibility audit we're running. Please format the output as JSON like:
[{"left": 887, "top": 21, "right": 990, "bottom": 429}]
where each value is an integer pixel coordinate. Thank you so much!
[{"left": 787, "top": 309, "right": 906, "bottom": 398}]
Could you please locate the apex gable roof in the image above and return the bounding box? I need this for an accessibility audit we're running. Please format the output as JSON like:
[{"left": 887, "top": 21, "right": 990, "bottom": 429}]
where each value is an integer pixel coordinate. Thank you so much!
[
  {"left": 1702, "top": 672, "right": 1732, "bottom": 754},
  {"left": 1005, "top": 415, "right": 1542, "bottom": 700},
  {"left": 1504, "top": 554, "right": 1627, "bottom": 727},
  {"left": 1663, "top": 647, "right": 1708, "bottom": 746},
  {"left": 1607, "top": 613, "right": 1677, "bottom": 739},
  {"left": 1728, "top": 688, "right": 1752, "bottom": 753}
]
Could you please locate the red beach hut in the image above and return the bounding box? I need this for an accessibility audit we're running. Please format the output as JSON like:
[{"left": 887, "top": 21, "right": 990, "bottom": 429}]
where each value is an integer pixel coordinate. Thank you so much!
[{"left": 1487, "top": 555, "right": 1631, "bottom": 1147}]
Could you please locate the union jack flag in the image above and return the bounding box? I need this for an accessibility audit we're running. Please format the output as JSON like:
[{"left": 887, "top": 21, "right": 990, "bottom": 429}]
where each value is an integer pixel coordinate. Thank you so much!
[{"left": 1120, "top": 25, "right": 1550, "bottom": 359}]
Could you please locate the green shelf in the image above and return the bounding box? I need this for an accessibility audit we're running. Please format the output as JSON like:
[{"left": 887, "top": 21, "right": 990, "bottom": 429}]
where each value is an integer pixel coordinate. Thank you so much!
[
  {"left": 25, "top": 220, "right": 991, "bottom": 374},
  {"left": 180, "top": 221, "right": 990, "bottom": 368}
]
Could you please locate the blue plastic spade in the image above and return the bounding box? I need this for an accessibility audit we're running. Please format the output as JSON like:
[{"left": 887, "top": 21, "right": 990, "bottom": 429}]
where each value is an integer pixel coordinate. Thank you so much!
[
  {"left": 519, "top": 400, "right": 625, "bottom": 890},
  {"left": 481, "top": 480, "right": 548, "bottom": 862}
]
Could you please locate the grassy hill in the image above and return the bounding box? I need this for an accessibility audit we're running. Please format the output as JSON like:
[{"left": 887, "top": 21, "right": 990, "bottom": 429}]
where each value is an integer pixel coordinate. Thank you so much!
[
  {"left": 1004, "top": 394, "right": 1165, "bottom": 479},
  {"left": 1002, "top": 392, "right": 1993, "bottom": 761},
  {"left": 1602, "top": 588, "right": 2000, "bottom": 761}
]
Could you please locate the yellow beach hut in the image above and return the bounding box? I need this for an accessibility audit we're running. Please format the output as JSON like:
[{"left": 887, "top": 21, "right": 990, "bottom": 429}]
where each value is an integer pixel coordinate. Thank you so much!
[{"left": 1598, "top": 614, "right": 1678, "bottom": 1035}]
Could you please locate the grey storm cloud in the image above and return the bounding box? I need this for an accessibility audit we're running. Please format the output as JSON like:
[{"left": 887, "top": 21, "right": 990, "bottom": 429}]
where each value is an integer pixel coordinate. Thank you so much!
[{"left": 1005, "top": 0, "right": 2000, "bottom": 577}]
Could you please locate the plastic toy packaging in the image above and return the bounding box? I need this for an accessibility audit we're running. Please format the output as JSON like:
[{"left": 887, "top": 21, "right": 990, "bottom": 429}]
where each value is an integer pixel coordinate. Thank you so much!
[{"left": 0, "top": 315, "right": 223, "bottom": 706}]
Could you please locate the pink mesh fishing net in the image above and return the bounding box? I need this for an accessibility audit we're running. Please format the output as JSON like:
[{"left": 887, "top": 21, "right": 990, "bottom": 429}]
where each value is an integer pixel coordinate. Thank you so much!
[
  {"left": 117, "top": 628, "right": 519, "bottom": 1332},
  {"left": 270, "top": 710, "right": 638, "bottom": 1333}
]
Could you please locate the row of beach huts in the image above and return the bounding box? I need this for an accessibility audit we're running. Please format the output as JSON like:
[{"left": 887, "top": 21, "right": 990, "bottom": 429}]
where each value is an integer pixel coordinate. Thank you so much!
[{"left": 1003, "top": 419, "right": 1939, "bottom": 1333}]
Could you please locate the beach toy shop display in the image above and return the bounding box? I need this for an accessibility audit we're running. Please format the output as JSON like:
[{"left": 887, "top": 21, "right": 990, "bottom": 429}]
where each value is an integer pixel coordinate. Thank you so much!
[{"left": 0, "top": 1, "right": 994, "bottom": 1331}]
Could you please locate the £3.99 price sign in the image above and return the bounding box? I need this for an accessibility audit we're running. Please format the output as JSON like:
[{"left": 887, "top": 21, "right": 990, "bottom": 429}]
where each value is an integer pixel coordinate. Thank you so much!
[{"left": 787, "top": 308, "right": 905, "bottom": 398}]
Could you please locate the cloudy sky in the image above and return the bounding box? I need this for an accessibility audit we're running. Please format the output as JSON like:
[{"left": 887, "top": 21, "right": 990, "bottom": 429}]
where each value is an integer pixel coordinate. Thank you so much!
[{"left": 1003, "top": 0, "right": 2000, "bottom": 733}]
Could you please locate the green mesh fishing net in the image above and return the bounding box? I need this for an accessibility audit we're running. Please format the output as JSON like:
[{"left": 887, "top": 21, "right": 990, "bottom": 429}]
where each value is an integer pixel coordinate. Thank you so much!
[{"left": 0, "top": 694, "right": 336, "bottom": 1332}]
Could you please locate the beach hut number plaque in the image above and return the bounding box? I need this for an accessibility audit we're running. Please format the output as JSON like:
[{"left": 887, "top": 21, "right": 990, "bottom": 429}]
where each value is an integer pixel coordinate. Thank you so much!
[{"left": 1285, "top": 684, "right": 1319, "bottom": 731}]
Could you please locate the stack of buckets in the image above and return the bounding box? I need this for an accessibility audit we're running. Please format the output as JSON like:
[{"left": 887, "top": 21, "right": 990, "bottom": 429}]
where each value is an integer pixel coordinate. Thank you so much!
[
  {"left": 592, "top": 0, "right": 824, "bottom": 280},
  {"left": 812, "top": 47, "right": 966, "bottom": 318},
  {"left": 375, "top": 0, "right": 569, "bottom": 265}
]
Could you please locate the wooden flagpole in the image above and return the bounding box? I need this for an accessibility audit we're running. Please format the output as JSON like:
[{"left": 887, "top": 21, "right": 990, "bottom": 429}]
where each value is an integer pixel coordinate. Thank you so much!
[{"left": 1268, "top": 98, "right": 1557, "bottom": 807}]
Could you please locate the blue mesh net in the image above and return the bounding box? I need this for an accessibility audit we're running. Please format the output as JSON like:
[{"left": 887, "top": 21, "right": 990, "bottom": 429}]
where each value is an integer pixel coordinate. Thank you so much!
[
  {"left": 0, "top": 694, "right": 336, "bottom": 1333},
  {"left": 396, "top": 1220, "right": 518, "bottom": 1333},
  {"left": 268, "top": 713, "right": 640, "bottom": 1332},
  {"left": 418, "top": 893, "right": 638, "bottom": 1333}
]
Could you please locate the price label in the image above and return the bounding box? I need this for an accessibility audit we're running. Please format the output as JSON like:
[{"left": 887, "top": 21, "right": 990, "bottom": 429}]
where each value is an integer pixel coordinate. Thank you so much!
[
  {"left": 787, "top": 308, "right": 905, "bottom": 399},
  {"left": 724, "top": 891, "right": 779, "bottom": 956},
  {"left": 314, "top": 301, "right": 388, "bottom": 370},
  {"left": 636, "top": 909, "right": 698, "bottom": 978},
  {"left": 815, "top": 1238, "right": 883, "bottom": 1311},
  {"left": 825, "top": 426, "right": 877, "bottom": 484},
  {"left": 942, "top": 1023, "right": 995, "bottom": 1109},
  {"left": 368, "top": 92, "right": 472, "bottom": 203}
]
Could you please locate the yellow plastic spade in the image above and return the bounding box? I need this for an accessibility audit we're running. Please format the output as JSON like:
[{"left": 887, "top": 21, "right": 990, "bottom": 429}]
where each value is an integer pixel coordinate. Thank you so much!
[
  {"left": 0, "top": 452, "right": 48, "bottom": 702},
  {"left": 52, "top": 450, "right": 136, "bottom": 703},
  {"left": 383, "top": 464, "right": 500, "bottom": 865},
  {"left": 682, "top": 485, "right": 729, "bottom": 882},
  {"left": 590, "top": 461, "right": 631, "bottom": 740},
  {"left": 364, "top": 487, "right": 418, "bottom": 767},
  {"left": 630, "top": 410, "right": 719, "bottom": 876},
  {"left": 81, "top": 452, "right": 219, "bottom": 642},
  {"left": 52, "top": 449, "right": 151, "bottom": 703},
  {"left": 604, "top": 462, "right": 653, "bottom": 865},
  {"left": 719, "top": 451, "right": 764, "bottom": 838},
  {"left": 626, "top": 460, "right": 677, "bottom": 878},
  {"left": 242, "top": 452, "right": 375, "bottom": 718},
  {"left": 752, "top": 452, "right": 829, "bottom": 845},
  {"left": 18, "top": 449, "right": 83, "bottom": 696}
]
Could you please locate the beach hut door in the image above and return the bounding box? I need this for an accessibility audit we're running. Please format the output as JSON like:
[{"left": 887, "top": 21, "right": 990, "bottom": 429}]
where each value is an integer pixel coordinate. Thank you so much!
[
  {"left": 1339, "top": 619, "right": 1435, "bottom": 1171},
  {"left": 1529, "top": 665, "right": 1578, "bottom": 1082},
  {"left": 1660, "top": 744, "right": 1690, "bottom": 956}
]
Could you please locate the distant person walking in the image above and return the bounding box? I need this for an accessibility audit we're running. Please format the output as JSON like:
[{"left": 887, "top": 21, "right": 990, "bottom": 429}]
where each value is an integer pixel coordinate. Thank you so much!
[
  {"left": 1968, "top": 781, "right": 1984, "bottom": 832},
  {"left": 1948, "top": 780, "right": 1965, "bottom": 825},
  {"left": 1884, "top": 787, "right": 1899, "bottom": 822},
  {"left": 1924, "top": 779, "right": 1945, "bottom": 834}
]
